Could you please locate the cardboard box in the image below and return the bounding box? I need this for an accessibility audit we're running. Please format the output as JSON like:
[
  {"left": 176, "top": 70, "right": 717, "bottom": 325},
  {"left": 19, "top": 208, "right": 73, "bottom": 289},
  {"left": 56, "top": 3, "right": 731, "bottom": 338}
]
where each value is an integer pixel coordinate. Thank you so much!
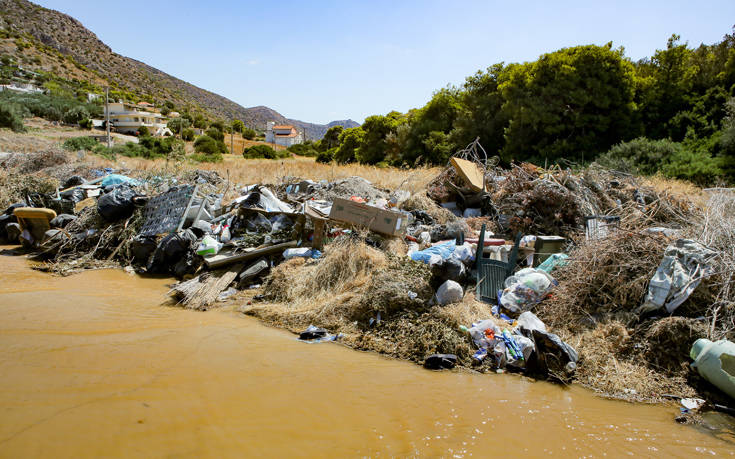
[
  {"left": 450, "top": 157, "right": 485, "bottom": 192},
  {"left": 329, "top": 198, "right": 408, "bottom": 236}
]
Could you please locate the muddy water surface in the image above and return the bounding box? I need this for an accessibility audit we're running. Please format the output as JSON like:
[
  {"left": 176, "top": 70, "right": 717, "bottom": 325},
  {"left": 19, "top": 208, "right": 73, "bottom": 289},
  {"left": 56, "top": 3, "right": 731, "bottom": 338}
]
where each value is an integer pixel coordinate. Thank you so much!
[{"left": 0, "top": 251, "right": 733, "bottom": 457}]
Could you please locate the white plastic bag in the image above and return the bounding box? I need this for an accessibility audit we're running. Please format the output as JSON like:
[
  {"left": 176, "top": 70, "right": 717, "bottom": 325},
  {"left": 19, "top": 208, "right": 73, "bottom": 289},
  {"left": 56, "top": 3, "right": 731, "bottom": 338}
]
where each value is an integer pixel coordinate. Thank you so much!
[
  {"left": 196, "top": 235, "right": 222, "bottom": 257},
  {"left": 436, "top": 280, "right": 463, "bottom": 305},
  {"left": 517, "top": 311, "right": 547, "bottom": 333}
]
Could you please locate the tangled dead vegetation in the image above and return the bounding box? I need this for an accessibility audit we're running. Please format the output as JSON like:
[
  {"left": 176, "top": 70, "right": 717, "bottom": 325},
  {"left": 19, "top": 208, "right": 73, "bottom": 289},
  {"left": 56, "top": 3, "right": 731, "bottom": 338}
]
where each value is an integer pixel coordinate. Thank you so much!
[
  {"left": 401, "top": 191, "right": 458, "bottom": 224},
  {"left": 246, "top": 236, "right": 492, "bottom": 363},
  {"left": 38, "top": 205, "right": 144, "bottom": 275},
  {"left": 564, "top": 322, "right": 698, "bottom": 401},
  {"left": 538, "top": 231, "right": 670, "bottom": 329},
  {"left": 0, "top": 169, "right": 58, "bottom": 209}
]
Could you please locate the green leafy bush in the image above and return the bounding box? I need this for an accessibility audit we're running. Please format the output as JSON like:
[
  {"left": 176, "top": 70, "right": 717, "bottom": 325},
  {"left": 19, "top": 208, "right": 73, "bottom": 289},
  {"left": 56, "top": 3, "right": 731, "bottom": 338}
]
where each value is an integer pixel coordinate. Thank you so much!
[
  {"left": 597, "top": 137, "right": 682, "bottom": 175},
  {"left": 190, "top": 152, "right": 223, "bottom": 163},
  {"left": 205, "top": 127, "right": 224, "bottom": 142},
  {"left": 194, "top": 135, "right": 227, "bottom": 155},
  {"left": 660, "top": 148, "right": 723, "bottom": 185},
  {"left": 243, "top": 144, "right": 290, "bottom": 159},
  {"left": 63, "top": 136, "right": 98, "bottom": 151},
  {"left": 287, "top": 143, "right": 318, "bottom": 157},
  {"left": 137, "top": 125, "right": 150, "bottom": 137},
  {"left": 315, "top": 148, "right": 336, "bottom": 163},
  {"left": 242, "top": 127, "right": 256, "bottom": 140},
  {"left": 181, "top": 128, "right": 195, "bottom": 141},
  {"left": 0, "top": 91, "right": 101, "bottom": 123},
  {"left": 167, "top": 117, "right": 191, "bottom": 135},
  {"left": 78, "top": 118, "right": 93, "bottom": 130},
  {"left": 63, "top": 106, "right": 90, "bottom": 125},
  {"left": 0, "top": 103, "right": 26, "bottom": 132}
]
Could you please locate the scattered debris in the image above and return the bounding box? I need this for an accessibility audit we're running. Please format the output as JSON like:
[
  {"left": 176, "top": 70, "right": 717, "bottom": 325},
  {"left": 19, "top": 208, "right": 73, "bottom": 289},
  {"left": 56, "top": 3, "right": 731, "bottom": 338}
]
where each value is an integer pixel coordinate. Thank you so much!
[{"left": 4, "top": 144, "right": 735, "bottom": 409}]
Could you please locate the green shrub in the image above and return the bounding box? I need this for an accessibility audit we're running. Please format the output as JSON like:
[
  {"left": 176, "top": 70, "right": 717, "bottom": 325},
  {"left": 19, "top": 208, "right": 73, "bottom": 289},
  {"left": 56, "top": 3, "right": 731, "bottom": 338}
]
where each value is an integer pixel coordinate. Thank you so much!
[
  {"left": 315, "top": 148, "right": 335, "bottom": 163},
  {"left": 78, "top": 118, "right": 93, "bottom": 130},
  {"left": 0, "top": 103, "right": 26, "bottom": 132},
  {"left": 287, "top": 143, "right": 318, "bottom": 156},
  {"left": 205, "top": 127, "right": 224, "bottom": 142},
  {"left": 660, "top": 148, "right": 723, "bottom": 185},
  {"left": 62, "top": 106, "right": 90, "bottom": 125},
  {"left": 63, "top": 136, "right": 98, "bottom": 151},
  {"left": 243, "top": 144, "right": 290, "bottom": 159},
  {"left": 194, "top": 135, "right": 227, "bottom": 155},
  {"left": 181, "top": 128, "right": 195, "bottom": 141},
  {"left": 242, "top": 127, "right": 256, "bottom": 140},
  {"left": 137, "top": 125, "right": 150, "bottom": 137},
  {"left": 597, "top": 137, "right": 682, "bottom": 175},
  {"left": 190, "top": 152, "right": 223, "bottom": 163}
]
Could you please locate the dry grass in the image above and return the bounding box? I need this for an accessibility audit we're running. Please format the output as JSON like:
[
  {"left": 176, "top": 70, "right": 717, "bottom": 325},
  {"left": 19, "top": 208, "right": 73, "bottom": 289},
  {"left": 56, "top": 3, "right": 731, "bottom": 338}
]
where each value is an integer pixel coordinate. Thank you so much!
[
  {"left": 401, "top": 191, "right": 458, "bottom": 224},
  {"left": 642, "top": 174, "right": 708, "bottom": 208},
  {"left": 537, "top": 231, "right": 670, "bottom": 330},
  {"left": 88, "top": 153, "right": 441, "bottom": 196},
  {"left": 221, "top": 133, "right": 287, "bottom": 154},
  {"left": 563, "top": 322, "right": 697, "bottom": 401}
]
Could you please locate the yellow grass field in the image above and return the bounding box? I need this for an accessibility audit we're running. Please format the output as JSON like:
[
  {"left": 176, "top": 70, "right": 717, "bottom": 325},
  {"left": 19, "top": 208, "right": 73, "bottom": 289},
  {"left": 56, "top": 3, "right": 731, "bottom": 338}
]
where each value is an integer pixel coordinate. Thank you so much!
[{"left": 101, "top": 153, "right": 441, "bottom": 194}]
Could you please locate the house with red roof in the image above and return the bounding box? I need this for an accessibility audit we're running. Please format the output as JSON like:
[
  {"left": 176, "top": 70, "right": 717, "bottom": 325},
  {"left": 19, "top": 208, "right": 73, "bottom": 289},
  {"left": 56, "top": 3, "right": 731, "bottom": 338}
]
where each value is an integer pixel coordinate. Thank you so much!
[{"left": 265, "top": 121, "right": 304, "bottom": 147}]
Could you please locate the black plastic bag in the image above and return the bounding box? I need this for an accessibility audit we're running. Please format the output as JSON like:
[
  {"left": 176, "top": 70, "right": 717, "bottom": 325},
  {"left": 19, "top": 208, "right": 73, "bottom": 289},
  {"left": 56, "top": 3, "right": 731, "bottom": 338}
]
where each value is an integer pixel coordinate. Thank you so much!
[
  {"left": 50, "top": 214, "right": 76, "bottom": 229},
  {"left": 0, "top": 213, "right": 17, "bottom": 240},
  {"left": 524, "top": 329, "right": 578, "bottom": 381},
  {"left": 130, "top": 235, "right": 158, "bottom": 266},
  {"left": 147, "top": 229, "right": 198, "bottom": 275},
  {"left": 97, "top": 185, "right": 137, "bottom": 221},
  {"left": 63, "top": 175, "right": 85, "bottom": 188},
  {"left": 424, "top": 354, "right": 457, "bottom": 370}
]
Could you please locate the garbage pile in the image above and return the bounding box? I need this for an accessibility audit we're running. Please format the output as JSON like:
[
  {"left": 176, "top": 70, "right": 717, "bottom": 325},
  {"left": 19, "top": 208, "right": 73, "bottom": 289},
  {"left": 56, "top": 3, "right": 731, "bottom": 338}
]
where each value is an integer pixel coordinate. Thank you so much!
[{"left": 2, "top": 146, "right": 734, "bottom": 410}]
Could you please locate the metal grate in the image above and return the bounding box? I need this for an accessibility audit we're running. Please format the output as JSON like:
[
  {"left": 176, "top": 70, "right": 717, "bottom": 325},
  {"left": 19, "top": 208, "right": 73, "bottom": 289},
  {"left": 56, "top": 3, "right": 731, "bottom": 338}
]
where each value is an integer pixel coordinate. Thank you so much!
[{"left": 138, "top": 185, "right": 197, "bottom": 237}]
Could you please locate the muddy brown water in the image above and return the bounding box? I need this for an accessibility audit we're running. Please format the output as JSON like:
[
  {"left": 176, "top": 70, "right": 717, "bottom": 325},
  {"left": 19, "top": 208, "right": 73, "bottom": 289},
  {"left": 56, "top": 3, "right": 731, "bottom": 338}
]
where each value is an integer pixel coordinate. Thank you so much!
[{"left": 0, "top": 250, "right": 733, "bottom": 457}]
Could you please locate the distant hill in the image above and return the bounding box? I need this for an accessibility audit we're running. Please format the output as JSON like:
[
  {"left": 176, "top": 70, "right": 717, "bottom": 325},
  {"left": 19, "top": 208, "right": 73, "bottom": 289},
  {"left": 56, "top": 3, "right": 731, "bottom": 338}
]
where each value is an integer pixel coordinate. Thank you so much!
[
  {"left": 327, "top": 120, "right": 361, "bottom": 129},
  {"left": 0, "top": 0, "right": 356, "bottom": 139}
]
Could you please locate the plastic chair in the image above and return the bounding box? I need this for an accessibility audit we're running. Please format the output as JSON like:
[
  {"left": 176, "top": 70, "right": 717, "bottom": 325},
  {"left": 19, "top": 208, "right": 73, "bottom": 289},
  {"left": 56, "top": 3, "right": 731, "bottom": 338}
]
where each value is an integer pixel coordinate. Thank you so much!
[{"left": 475, "top": 224, "right": 522, "bottom": 303}]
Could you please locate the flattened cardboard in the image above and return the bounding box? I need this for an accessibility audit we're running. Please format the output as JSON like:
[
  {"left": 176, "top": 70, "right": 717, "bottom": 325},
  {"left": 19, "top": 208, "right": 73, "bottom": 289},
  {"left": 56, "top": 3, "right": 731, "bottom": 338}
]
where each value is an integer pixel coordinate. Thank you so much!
[
  {"left": 329, "top": 198, "right": 407, "bottom": 236},
  {"left": 450, "top": 157, "right": 485, "bottom": 192}
]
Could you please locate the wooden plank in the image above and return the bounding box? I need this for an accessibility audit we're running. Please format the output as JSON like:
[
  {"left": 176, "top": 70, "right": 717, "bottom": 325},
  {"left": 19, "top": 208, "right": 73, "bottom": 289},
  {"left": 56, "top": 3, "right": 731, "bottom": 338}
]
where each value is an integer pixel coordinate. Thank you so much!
[
  {"left": 203, "top": 241, "right": 298, "bottom": 269},
  {"left": 450, "top": 157, "right": 485, "bottom": 192}
]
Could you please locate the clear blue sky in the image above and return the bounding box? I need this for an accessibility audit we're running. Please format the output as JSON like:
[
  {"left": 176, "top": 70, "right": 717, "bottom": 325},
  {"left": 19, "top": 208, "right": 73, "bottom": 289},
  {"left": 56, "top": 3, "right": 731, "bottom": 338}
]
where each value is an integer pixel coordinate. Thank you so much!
[{"left": 33, "top": 0, "right": 735, "bottom": 124}]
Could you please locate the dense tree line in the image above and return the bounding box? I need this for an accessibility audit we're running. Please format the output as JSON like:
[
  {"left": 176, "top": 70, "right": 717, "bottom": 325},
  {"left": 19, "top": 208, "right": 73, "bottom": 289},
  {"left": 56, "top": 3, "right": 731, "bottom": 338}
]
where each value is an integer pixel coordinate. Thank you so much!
[{"left": 323, "top": 30, "right": 735, "bottom": 184}]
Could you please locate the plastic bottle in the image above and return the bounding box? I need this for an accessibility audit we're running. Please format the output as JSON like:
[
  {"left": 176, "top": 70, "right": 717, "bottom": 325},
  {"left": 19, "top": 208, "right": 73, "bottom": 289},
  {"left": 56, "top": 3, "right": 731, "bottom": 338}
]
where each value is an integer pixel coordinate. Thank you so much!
[
  {"left": 220, "top": 225, "right": 231, "bottom": 243},
  {"left": 690, "top": 338, "right": 735, "bottom": 399}
]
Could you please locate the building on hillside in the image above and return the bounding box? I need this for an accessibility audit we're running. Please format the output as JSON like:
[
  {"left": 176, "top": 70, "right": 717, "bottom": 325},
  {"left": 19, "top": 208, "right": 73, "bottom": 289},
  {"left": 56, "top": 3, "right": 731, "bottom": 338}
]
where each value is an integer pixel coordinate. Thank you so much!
[
  {"left": 0, "top": 83, "right": 43, "bottom": 94},
  {"left": 265, "top": 121, "right": 303, "bottom": 147},
  {"left": 104, "top": 101, "right": 172, "bottom": 136}
]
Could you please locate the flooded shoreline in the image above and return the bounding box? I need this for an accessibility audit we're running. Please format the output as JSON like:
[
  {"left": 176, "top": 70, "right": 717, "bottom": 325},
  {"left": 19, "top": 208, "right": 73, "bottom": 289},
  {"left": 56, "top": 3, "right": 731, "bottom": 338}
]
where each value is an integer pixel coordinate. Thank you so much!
[{"left": 0, "top": 252, "right": 733, "bottom": 457}]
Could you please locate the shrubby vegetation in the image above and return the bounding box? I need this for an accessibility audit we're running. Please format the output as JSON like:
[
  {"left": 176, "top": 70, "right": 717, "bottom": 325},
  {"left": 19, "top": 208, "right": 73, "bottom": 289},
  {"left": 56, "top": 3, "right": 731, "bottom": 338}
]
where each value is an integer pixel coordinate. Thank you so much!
[
  {"left": 181, "top": 127, "right": 195, "bottom": 141},
  {"left": 189, "top": 152, "right": 223, "bottom": 163},
  {"left": 0, "top": 90, "right": 102, "bottom": 130},
  {"left": 242, "top": 127, "right": 256, "bottom": 140},
  {"left": 194, "top": 134, "right": 227, "bottom": 155},
  {"left": 62, "top": 136, "right": 98, "bottom": 151},
  {"left": 287, "top": 141, "right": 319, "bottom": 157},
  {"left": 0, "top": 102, "right": 25, "bottom": 132},
  {"left": 243, "top": 144, "right": 290, "bottom": 159},
  {"left": 327, "top": 31, "right": 735, "bottom": 184},
  {"left": 63, "top": 134, "right": 186, "bottom": 161}
]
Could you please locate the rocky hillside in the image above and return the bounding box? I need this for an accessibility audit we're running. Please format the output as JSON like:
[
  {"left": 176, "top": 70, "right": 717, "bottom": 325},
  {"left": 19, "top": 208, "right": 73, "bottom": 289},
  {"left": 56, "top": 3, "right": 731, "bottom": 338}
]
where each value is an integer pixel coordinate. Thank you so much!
[{"left": 0, "top": 0, "right": 356, "bottom": 139}]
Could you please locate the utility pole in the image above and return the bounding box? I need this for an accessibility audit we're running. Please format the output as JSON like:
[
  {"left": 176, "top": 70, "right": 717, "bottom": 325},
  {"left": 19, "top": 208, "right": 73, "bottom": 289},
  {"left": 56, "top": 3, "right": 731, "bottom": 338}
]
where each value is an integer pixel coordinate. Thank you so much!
[{"left": 105, "top": 86, "right": 110, "bottom": 148}]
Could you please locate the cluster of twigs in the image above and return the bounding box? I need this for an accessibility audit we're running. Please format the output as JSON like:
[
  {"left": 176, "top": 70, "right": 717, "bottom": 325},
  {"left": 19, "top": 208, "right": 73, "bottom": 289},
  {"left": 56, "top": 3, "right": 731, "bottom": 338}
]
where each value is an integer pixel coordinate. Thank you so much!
[
  {"left": 697, "top": 191, "right": 735, "bottom": 339},
  {"left": 537, "top": 231, "right": 669, "bottom": 330}
]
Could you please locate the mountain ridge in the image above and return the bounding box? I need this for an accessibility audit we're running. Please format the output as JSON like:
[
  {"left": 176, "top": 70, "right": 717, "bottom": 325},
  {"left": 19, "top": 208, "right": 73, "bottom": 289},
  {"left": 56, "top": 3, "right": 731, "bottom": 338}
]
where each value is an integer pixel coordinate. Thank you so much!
[{"left": 0, "top": 0, "right": 358, "bottom": 139}]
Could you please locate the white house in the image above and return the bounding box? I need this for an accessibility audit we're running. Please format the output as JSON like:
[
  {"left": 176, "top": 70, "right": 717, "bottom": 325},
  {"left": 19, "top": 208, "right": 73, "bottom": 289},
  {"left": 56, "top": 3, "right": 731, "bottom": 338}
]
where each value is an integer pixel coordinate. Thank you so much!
[
  {"left": 104, "top": 101, "right": 172, "bottom": 136},
  {"left": 265, "top": 121, "right": 303, "bottom": 147}
]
